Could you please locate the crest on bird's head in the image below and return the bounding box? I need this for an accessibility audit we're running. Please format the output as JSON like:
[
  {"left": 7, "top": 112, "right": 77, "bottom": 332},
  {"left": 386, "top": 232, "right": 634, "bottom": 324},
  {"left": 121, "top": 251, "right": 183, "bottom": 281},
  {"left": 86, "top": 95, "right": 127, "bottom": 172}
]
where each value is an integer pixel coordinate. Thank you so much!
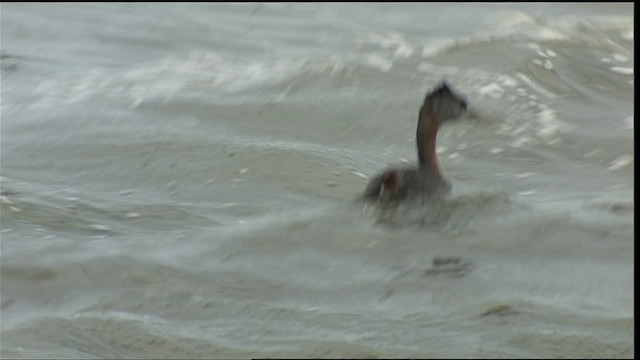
[{"left": 422, "top": 81, "right": 468, "bottom": 122}]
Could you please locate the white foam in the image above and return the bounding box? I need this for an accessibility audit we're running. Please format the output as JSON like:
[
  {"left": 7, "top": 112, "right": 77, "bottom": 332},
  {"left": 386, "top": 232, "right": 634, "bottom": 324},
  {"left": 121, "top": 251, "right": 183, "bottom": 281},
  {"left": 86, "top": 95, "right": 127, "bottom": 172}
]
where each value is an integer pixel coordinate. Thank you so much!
[
  {"left": 350, "top": 171, "right": 369, "bottom": 180},
  {"left": 583, "top": 149, "right": 602, "bottom": 158},
  {"left": 90, "top": 224, "right": 111, "bottom": 231},
  {"left": 543, "top": 59, "right": 554, "bottom": 70},
  {"left": 478, "top": 83, "right": 505, "bottom": 99},
  {"left": 28, "top": 51, "right": 354, "bottom": 110},
  {"left": 421, "top": 38, "right": 458, "bottom": 59},
  {"left": 417, "top": 13, "right": 628, "bottom": 67},
  {"left": 416, "top": 61, "right": 459, "bottom": 76},
  {"left": 609, "top": 67, "right": 633, "bottom": 75},
  {"left": 356, "top": 32, "right": 415, "bottom": 60},
  {"left": 536, "top": 104, "right": 562, "bottom": 138},
  {"left": 497, "top": 11, "right": 537, "bottom": 30},
  {"left": 65, "top": 69, "right": 107, "bottom": 104},
  {"left": 388, "top": 32, "right": 416, "bottom": 59},
  {"left": 363, "top": 54, "right": 393, "bottom": 72},
  {"left": 608, "top": 154, "right": 633, "bottom": 171},
  {"left": 394, "top": 44, "right": 415, "bottom": 59},
  {"left": 516, "top": 72, "right": 557, "bottom": 99},
  {"left": 500, "top": 76, "right": 518, "bottom": 88},
  {"left": 510, "top": 136, "right": 531, "bottom": 148},
  {"left": 498, "top": 12, "right": 573, "bottom": 42},
  {"left": 613, "top": 54, "right": 629, "bottom": 63},
  {"left": 624, "top": 116, "right": 633, "bottom": 129},
  {"left": 421, "top": 19, "right": 568, "bottom": 61}
]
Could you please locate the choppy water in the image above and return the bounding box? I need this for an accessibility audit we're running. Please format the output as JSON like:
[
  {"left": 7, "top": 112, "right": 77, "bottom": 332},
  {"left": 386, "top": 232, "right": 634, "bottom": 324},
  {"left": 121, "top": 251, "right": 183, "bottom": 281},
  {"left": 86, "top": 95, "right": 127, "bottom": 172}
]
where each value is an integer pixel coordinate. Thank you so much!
[{"left": 0, "top": 3, "right": 634, "bottom": 359}]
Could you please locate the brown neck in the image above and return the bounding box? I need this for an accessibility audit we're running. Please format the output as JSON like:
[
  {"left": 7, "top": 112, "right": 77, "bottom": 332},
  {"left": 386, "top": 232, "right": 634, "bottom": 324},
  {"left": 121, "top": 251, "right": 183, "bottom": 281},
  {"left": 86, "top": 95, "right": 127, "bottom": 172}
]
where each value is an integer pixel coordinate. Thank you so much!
[{"left": 416, "top": 102, "right": 442, "bottom": 174}]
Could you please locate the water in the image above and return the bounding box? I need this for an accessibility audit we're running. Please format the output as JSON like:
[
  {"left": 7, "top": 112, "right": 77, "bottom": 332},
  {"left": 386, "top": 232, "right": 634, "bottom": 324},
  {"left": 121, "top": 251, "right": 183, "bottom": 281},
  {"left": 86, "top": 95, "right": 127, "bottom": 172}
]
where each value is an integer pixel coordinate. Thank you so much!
[{"left": 0, "top": 3, "right": 634, "bottom": 358}]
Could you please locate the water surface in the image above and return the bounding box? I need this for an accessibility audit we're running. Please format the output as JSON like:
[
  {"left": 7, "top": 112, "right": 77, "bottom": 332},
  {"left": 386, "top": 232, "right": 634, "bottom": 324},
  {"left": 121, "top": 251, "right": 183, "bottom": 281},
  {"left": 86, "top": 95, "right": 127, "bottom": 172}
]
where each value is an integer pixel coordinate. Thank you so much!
[{"left": 1, "top": 3, "right": 634, "bottom": 358}]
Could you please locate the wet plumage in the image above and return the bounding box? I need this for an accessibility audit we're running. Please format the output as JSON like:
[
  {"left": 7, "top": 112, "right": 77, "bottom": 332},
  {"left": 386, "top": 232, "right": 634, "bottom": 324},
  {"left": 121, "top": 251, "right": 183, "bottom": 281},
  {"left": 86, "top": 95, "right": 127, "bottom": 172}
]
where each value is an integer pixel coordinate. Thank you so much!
[{"left": 363, "top": 82, "right": 469, "bottom": 203}]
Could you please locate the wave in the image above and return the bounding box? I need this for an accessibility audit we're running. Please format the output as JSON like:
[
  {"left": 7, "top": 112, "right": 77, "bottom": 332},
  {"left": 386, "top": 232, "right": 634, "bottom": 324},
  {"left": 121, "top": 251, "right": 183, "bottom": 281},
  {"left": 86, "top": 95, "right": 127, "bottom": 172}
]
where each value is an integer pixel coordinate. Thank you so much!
[{"left": 419, "top": 12, "right": 633, "bottom": 59}]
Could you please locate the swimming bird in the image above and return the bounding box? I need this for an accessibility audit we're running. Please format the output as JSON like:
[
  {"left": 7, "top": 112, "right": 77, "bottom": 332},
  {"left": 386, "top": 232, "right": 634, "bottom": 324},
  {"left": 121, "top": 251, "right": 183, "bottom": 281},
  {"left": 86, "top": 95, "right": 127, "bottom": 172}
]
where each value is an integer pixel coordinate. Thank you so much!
[{"left": 363, "top": 82, "right": 469, "bottom": 203}]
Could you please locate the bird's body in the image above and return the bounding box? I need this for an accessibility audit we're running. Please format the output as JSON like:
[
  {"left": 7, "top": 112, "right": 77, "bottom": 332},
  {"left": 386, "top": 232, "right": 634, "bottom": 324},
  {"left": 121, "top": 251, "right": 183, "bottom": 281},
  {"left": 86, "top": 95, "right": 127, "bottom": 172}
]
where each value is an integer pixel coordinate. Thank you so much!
[{"left": 363, "top": 82, "right": 468, "bottom": 203}]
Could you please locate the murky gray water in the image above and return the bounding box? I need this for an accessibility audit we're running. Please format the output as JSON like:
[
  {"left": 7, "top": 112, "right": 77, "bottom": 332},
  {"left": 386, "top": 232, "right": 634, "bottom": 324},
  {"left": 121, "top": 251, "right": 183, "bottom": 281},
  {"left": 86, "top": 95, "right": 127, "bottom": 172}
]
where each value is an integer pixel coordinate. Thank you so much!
[{"left": 1, "top": 3, "right": 634, "bottom": 358}]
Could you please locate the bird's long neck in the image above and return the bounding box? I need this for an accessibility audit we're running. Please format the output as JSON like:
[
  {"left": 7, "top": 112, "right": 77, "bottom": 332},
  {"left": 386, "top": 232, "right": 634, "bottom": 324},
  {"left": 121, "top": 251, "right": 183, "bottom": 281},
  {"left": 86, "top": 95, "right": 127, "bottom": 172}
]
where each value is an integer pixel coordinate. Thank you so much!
[{"left": 416, "top": 102, "right": 442, "bottom": 175}]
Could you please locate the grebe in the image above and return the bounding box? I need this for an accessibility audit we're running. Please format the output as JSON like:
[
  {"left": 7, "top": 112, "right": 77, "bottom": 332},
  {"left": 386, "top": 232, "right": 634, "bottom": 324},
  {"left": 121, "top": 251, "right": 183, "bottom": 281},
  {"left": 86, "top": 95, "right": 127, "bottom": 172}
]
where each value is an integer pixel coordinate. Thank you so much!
[{"left": 363, "top": 82, "right": 468, "bottom": 203}]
